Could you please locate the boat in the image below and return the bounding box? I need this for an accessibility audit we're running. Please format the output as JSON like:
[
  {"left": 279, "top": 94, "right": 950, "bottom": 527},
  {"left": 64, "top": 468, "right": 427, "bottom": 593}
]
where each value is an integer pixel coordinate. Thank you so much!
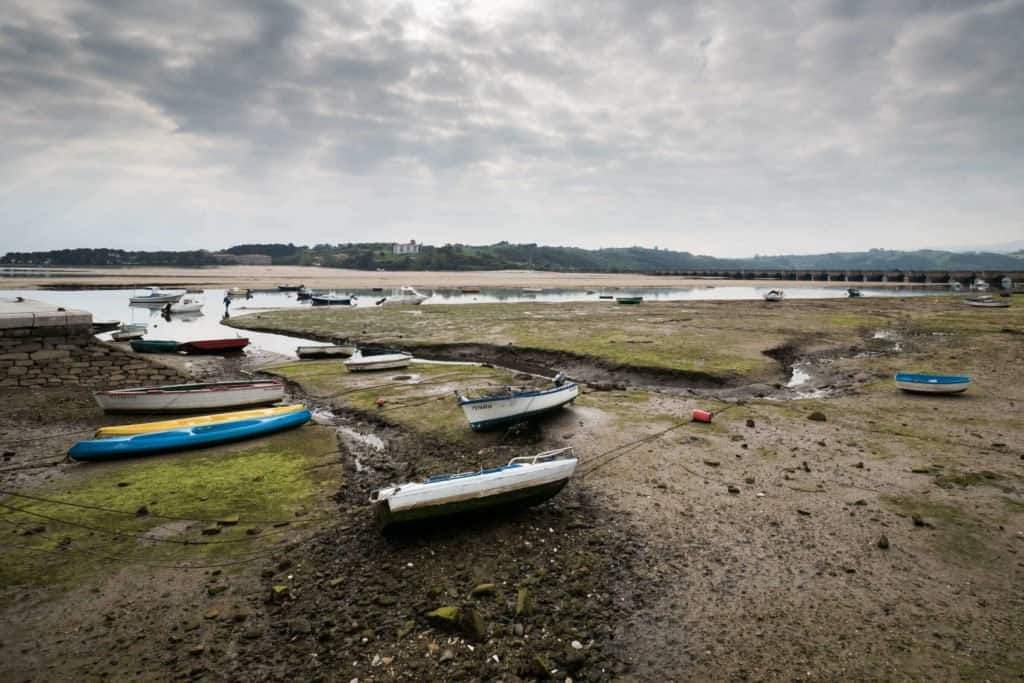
[
  {"left": 95, "top": 404, "right": 308, "bottom": 438},
  {"left": 358, "top": 345, "right": 405, "bottom": 357},
  {"left": 377, "top": 286, "right": 429, "bottom": 306},
  {"left": 94, "top": 379, "right": 285, "bottom": 413},
  {"left": 522, "top": 287, "right": 543, "bottom": 294},
  {"left": 277, "top": 284, "right": 305, "bottom": 292},
  {"left": 129, "top": 288, "right": 185, "bottom": 304},
  {"left": 763, "top": 289, "right": 784, "bottom": 302},
  {"left": 311, "top": 294, "right": 354, "bottom": 306},
  {"left": 461, "top": 287, "right": 481, "bottom": 294},
  {"left": 370, "top": 447, "right": 578, "bottom": 528},
  {"left": 69, "top": 408, "right": 311, "bottom": 461},
  {"left": 598, "top": 294, "right": 614, "bottom": 300},
  {"left": 972, "top": 279, "right": 990, "bottom": 292},
  {"left": 615, "top": 296, "right": 643, "bottom": 305},
  {"left": 111, "top": 329, "right": 145, "bottom": 342},
  {"left": 895, "top": 373, "right": 971, "bottom": 394},
  {"left": 296, "top": 289, "right": 313, "bottom": 300},
  {"left": 226, "top": 287, "right": 250, "bottom": 298},
  {"left": 847, "top": 288, "right": 862, "bottom": 297},
  {"left": 168, "top": 295, "right": 203, "bottom": 313},
  {"left": 296, "top": 344, "right": 357, "bottom": 359},
  {"left": 344, "top": 352, "right": 413, "bottom": 372},
  {"left": 129, "top": 339, "right": 180, "bottom": 354},
  {"left": 178, "top": 338, "right": 250, "bottom": 354},
  {"left": 455, "top": 374, "right": 579, "bottom": 431},
  {"left": 91, "top": 320, "right": 121, "bottom": 334},
  {"left": 964, "top": 296, "right": 1010, "bottom": 308}
]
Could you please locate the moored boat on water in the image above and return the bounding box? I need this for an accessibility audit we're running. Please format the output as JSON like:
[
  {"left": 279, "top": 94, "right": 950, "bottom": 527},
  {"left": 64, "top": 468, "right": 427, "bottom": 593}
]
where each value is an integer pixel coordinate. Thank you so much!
[
  {"left": 94, "top": 379, "right": 285, "bottom": 413},
  {"left": 129, "top": 288, "right": 185, "bottom": 304},
  {"left": 847, "top": 287, "right": 862, "bottom": 297},
  {"left": 894, "top": 373, "right": 971, "bottom": 394},
  {"left": 178, "top": 338, "right": 250, "bottom": 354},
  {"left": 277, "top": 284, "right": 305, "bottom": 292},
  {"left": 69, "top": 408, "right": 311, "bottom": 461},
  {"left": 130, "top": 339, "right": 180, "bottom": 353},
  {"left": 168, "top": 295, "right": 203, "bottom": 313},
  {"left": 95, "top": 404, "right": 308, "bottom": 437},
  {"left": 296, "top": 344, "right": 357, "bottom": 359},
  {"left": 455, "top": 374, "right": 579, "bottom": 430},
  {"left": 763, "top": 289, "right": 784, "bottom": 302},
  {"left": 311, "top": 293, "right": 355, "bottom": 306},
  {"left": 615, "top": 296, "right": 643, "bottom": 305},
  {"left": 376, "top": 286, "right": 429, "bottom": 306},
  {"left": 370, "top": 447, "right": 578, "bottom": 528},
  {"left": 344, "top": 352, "right": 413, "bottom": 372}
]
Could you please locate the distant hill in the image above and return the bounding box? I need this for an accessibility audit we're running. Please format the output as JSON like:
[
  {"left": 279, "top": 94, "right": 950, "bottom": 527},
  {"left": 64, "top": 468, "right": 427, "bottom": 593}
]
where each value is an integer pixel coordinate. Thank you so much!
[{"left": 3, "top": 243, "right": 1022, "bottom": 272}]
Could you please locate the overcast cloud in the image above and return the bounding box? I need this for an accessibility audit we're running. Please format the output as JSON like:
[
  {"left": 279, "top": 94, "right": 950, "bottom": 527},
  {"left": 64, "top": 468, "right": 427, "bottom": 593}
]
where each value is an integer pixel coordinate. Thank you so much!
[{"left": 1, "top": 0, "right": 1022, "bottom": 256}]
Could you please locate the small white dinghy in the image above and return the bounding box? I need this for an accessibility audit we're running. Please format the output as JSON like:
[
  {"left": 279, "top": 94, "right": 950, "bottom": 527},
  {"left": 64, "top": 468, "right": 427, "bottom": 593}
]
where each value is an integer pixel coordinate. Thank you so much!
[
  {"left": 168, "top": 295, "right": 204, "bottom": 313},
  {"left": 763, "top": 289, "right": 784, "bottom": 302},
  {"left": 370, "top": 447, "right": 578, "bottom": 528},
  {"left": 344, "top": 352, "right": 413, "bottom": 372},
  {"left": 456, "top": 373, "right": 579, "bottom": 430},
  {"left": 94, "top": 379, "right": 285, "bottom": 413},
  {"left": 377, "top": 286, "right": 430, "bottom": 306}
]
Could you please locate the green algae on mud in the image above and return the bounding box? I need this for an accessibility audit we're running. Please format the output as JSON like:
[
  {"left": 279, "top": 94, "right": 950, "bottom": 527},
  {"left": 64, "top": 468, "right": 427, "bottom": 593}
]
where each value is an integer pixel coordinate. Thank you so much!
[{"left": 0, "top": 425, "right": 340, "bottom": 588}]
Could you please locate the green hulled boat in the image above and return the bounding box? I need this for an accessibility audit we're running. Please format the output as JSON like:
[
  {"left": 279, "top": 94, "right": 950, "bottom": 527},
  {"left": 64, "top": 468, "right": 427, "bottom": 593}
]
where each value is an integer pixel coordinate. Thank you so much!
[
  {"left": 130, "top": 339, "right": 181, "bottom": 353},
  {"left": 615, "top": 296, "right": 643, "bottom": 305}
]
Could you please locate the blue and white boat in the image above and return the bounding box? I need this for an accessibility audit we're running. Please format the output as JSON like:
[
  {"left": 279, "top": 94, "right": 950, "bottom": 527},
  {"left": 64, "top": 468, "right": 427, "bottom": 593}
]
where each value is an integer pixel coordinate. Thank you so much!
[
  {"left": 370, "top": 447, "right": 577, "bottom": 527},
  {"left": 455, "top": 374, "right": 579, "bottom": 430},
  {"left": 129, "top": 288, "right": 185, "bottom": 305},
  {"left": 68, "top": 408, "right": 311, "bottom": 461},
  {"left": 894, "top": 373, "right": 971, "bottom": 394}
]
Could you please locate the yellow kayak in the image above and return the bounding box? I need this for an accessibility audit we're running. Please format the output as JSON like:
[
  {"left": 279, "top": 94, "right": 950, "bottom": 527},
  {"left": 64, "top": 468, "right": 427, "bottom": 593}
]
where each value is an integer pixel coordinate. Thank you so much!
[{"left": 95, "top": 404, "right": 307, "bottom": 438}]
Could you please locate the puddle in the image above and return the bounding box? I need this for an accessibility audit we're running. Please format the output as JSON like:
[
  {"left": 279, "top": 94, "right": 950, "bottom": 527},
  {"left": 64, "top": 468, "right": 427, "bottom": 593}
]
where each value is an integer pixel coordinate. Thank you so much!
[{"left": 336, "top": 426, "right": 386, "bottom": 452}]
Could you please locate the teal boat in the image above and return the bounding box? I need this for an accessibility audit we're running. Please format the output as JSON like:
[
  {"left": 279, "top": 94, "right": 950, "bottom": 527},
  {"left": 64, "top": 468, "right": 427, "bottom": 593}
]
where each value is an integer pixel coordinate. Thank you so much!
[
  {"left": 68, "top": 409, "right": 312, "bottom": 461},
  {"left": 130, "top": 339, "right": 181, "bottom": 353},
  {"left": 616, "top": 296, "right": 643, "bottom": 305}
]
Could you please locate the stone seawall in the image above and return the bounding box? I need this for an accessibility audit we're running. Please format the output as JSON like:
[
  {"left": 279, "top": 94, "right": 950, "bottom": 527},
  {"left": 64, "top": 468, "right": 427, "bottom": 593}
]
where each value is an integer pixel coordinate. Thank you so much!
[{"left": 0, "top": 302, "right": 188, "bottom": 389}]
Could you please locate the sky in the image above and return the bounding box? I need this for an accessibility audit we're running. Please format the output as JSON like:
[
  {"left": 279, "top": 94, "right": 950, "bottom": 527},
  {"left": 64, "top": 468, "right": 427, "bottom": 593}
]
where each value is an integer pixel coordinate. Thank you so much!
[{"left": 1, "top": 0, "right": 1023, "bottom": 257}]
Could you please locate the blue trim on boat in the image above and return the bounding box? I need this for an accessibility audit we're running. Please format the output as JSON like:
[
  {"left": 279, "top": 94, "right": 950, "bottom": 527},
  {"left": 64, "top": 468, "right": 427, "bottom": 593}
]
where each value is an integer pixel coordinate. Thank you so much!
[
  {"left": 457, "top": 383, "right": 578, "bottom": 406},
  {"left": 69, "top": 409, "right": 311, "bottom": 461},
  {"left": 426, "top": 464, "right": 522, "bottom": 483},
  {"left": 894, "top": 373, "right": 971, "bottom": 384}
]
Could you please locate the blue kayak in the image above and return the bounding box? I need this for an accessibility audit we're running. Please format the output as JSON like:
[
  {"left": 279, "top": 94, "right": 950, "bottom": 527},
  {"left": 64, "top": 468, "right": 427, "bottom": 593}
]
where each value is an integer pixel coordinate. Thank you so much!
[
  {"left": 69, "top": 409, "right": 312, "bottom": 461},
  {"left": 894, "top": 373, "right": 971, "bottom": 394}
]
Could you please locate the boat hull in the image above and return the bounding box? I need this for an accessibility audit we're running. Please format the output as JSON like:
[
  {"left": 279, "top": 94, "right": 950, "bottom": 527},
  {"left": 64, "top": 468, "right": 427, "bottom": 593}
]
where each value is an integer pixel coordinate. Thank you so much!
[
  {"left": 964, "top": 299, "right": 1010, "bottom": 308},
  {"left": 379, "top": 295, "right": 428, "bottom": 305},
  {"left": 344, "top": 353, "right": 412, "bottom": 371},
  {"left": 895, "top": 373, "right": 970, "bottom": 394},
  {"left": 458, "top": 383, "right": 579, "bottom": 430},
  {"left": 616, "top": 297, "right": 643, "bottom": 304},
  {"left": 178, "top": 338, "right": 249, "bottom": 354},
  {"left": 69, "top": 409, "right": 311, "bottom": 461},
  {"left": 112, "top": 330, "right": 145, "bottom": 341},
  {"left": 96, "top": 404, "right": 307, "bottom": 437},
  {"left": 376, "top": 478, "right": 570, "bottom": 527},
  {"left": 296, "top": 345, "right": 357, "bottom": 359},
  {"left": 130, "top": 340, "right": 180, "bottom": 353},
  {"left": 95, "top": 380, "right": 285, "bottom": 413},
  {"left": 311, "top": 297, "right": 352, "bottom": 306}
]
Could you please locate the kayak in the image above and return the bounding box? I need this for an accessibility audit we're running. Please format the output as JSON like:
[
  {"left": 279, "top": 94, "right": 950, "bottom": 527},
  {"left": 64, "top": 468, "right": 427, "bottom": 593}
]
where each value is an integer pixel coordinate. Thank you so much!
[
  {"left": 130, "top": 339, "right": 180, "bottom": 353},
  {"left": 69, "top": 409, "right": 312, "bottom": 461},
  {"left": 95, "top": 404, "right": 307, "bottom": 438}
]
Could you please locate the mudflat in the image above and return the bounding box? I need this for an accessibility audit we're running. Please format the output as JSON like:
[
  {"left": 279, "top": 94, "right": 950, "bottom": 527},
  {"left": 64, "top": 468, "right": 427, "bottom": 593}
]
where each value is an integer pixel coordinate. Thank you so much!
[{"left": 2, "top": 294, "right": 1022, "bottom": 681}]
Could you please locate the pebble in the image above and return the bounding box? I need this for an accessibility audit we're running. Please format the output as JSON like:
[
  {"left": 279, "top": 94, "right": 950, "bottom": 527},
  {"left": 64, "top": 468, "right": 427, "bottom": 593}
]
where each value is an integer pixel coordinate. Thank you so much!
[
  {"left": 727, "top": 485, "right": 740, "bottom": 494},
  {"left": 807, "top": 412, "right": 827, "bottom": 422},
  {"left": 877, "top": 535, "right": 890, "bottom": 549}
]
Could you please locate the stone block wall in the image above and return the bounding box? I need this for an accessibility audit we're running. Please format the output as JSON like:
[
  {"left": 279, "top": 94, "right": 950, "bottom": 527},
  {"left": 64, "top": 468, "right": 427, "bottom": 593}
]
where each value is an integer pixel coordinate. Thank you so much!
[{"left": 0, "top": 321, "right": 188, "bottom": 390}]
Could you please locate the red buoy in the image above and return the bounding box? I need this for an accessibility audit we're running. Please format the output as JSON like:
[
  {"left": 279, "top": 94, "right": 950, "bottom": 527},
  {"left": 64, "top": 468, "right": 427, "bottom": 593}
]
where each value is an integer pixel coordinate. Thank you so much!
[{"left": 691, "top": 408, "right": 713, "bottom": 423}]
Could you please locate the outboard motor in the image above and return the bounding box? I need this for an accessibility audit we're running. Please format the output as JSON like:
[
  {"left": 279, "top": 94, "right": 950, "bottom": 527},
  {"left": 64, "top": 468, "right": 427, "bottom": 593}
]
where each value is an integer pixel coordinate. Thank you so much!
[{"left": 553, "top": 372, "right": 567, "bottom": 386}]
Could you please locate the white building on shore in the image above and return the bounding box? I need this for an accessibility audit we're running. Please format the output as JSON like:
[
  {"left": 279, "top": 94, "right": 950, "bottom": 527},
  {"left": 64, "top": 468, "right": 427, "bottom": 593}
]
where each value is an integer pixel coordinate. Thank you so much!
[{"left": 393, "top": 240, "right": 420, "bottom": 255}]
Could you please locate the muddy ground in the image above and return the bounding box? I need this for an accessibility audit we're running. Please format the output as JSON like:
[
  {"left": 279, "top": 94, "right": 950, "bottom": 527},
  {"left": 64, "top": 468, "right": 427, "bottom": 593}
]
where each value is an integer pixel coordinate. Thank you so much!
[{"left": 2, "top": 295, "right": 1023, "bottom": 681}]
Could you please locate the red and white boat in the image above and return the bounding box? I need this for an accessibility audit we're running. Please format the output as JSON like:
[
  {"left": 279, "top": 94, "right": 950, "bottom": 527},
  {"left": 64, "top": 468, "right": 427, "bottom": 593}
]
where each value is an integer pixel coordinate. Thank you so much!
[
  {"left": 94, "top": 379, "right": 285, "bottom": 413},
  {"left": 178, "top": 338, "right": 250, "bottom": 354}
]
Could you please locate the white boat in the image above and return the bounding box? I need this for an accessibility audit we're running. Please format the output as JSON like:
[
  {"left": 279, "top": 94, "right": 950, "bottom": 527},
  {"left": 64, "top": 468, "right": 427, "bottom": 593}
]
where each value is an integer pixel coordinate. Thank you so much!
[
  {"left": 168, "top": 295, "right": 203, "bottom": 313},
  {"left": 964, "top": 296, "right": 1010, "bottom": 308},
  {"left": 376, "top": 286, "right": 430, "bottom": 306},
  {"left": 94, "top": 379, "right": 286, "bottom": 413},
  {"left": 455, "top": 374, "right": 579, "bottom": 431},
  {"left": 344, "top": 352, "right": 413, "bottom": 372},
  {"left": 129, "top": 288, "right": 185, "bottom": 304},
  {"left": 972, "top": 279, "right": 990, "bottom": 292},
  {"left": 763, "top": 289, "right": 784, "bottom": 302},
  {"left": 296, "top": 344, "right": 357, "bottom": 359},
  {"left": 894, "top": 373, "right": 971, "bottom": 394},
  {"left": 111, "top": 328, "right": 145, "bottom": 341},
  {"left": 227, "top": 287, "right": 250, "bottom": 298},
  {"left": 522, "top": 287, "right": 543, "bottom": 294},
  {"left": 370, "top": 447, "right": 578, "bottom": 528}
]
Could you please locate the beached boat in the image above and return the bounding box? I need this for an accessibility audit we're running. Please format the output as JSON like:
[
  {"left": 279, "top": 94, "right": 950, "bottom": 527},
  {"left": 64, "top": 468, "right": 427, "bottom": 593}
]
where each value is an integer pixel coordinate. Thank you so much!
[
  {"left": 598, "top": 294, "right": 614, "bottom": 300},
  {"left": 522, "top": 287, "right": 543, "bottom": 293},
  {"left": 168, "top": 295, "right": 203, "bottom": 313},
  {"left": 296, "top": 289, "right": 313, "bottom": 300},
  {"left": 377, "top": 286, "right": 429, "bottom": 306},
  {"left": 895, "top": 373, "right": 971, "bottom": 394},
  {"left": 129, "top": 288, "right": 185, "bottom": 304},
  {"left": 178, "top": 338, "right": 250, "bottom": 354},
  {"left": 69, "top": 408, "right": 311, "bottom": 461},
  {"left": 964, "top": 296, "right": 1010, "bottom": 308},
  {"left": 763, "top": 289, "right": 784, "bottom": 302},
  {"left": 95, "top": 404, "right": 307, "bottom": 438},
  {"left": 344, "top": 353, "right": 413, "bottom": 372},
  {"left": 296, "top": 344, "right": 357, "bottom": 359},
  {"left": 461, "top": 287, "right": 481, "bottom": 294},
  {"left": 91, "top": 320, "right": 121, "bottom": 334},
  {"left": 456, "top": 375, "right": 579, "bottom": 431},
  {"left": 129, "top": 339, "right": 180, "bottom": 354},
  {"left": 615, "top": 296, "right": 643, "bottom": 305},
  {"left": 277, "top": 284, "right": 305, "bottom": 292},
  {"left": 370, "top": 447, "right": 578, "bottom": 528},
  {"left": 847, "top": 288, "right": 862, "bottom": 297},
  {"left": 94, "top": 379, "right": 285, "bottom": 413},
  {"left": 226, "top": 287, "right": 250, "bottom": 298},
  {"left": 311, "top": 294, "right": 354, "bottom": 306}
]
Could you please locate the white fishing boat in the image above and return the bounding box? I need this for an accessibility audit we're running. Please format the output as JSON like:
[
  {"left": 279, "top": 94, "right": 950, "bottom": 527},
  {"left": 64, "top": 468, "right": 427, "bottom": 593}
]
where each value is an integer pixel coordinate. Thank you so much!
[
  {"left": 964, "top": 296, "right": 1010, "bottom": 308},
  {"left": 763, "top": 289, "right": 784, "bottom": 302},
  {"left": 129, "top": 288, "right": 185, "bottom": 304},
  {"left": 376, "top": 286, "right": 430, "bottom": 306},
  {"left": 296, "top": 344, "right": 357, "bottom": 359},
  {"left": 94, "top": 379, "right": 286, "bottom": 413},
  {"left": 168, "top": 295, "right": 203, "bottom": 313},
  {"left": 894, "top": 373, "right": 971, "bottom": 394},
  {"left": 344, "top": 352, "right": 413, "bottom": 372},
  {"left": 455, "top": 374, "right": 579, "bottom": 431},
  {"left": 370, "top": 447, "right": 578, "bottom": 527}
]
